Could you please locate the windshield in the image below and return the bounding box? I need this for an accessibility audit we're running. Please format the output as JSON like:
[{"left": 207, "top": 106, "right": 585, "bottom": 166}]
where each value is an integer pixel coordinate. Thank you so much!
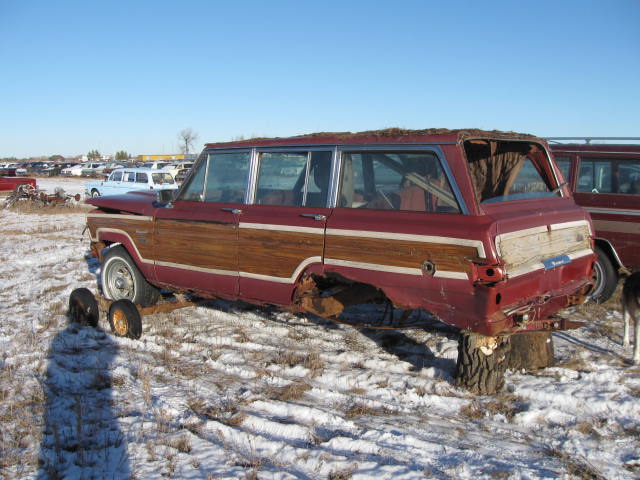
[{"left": 464, "top": 140, "right": 558, "bottom": 203}]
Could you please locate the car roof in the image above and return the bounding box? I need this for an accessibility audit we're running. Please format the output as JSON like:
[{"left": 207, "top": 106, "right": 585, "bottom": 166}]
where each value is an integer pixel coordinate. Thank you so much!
[
  {"left": 550, "top": 143, "right": 640, "bottom": 154},
  {"left": 205, "top": 128, "right": 541, "bottom": 149},
  {"left": 111, "top": 167, "right": 168, "bottom": 173}
]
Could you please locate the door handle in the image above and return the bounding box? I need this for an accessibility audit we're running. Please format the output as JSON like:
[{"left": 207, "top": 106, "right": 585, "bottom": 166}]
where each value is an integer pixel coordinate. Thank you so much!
[
  {"left": 300, "top": 213, "right": 326, "bottom": 221},
  {"left": 221, "top": 208, "right": 242, "bottom": 214}
]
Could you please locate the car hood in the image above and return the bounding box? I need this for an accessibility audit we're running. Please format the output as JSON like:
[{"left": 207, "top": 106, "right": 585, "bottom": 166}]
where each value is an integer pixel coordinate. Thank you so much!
[{"left": 85, "top": 191, "right": 158, "bottom": 216}]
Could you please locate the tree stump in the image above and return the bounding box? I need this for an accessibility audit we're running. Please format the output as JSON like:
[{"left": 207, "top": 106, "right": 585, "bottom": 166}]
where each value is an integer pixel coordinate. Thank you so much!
[
  {"left": 506, "top": 331, "right": 554, "bottom": 372},
  {"left": 455, "top": 332, "right": 511, "bottom": 395}
]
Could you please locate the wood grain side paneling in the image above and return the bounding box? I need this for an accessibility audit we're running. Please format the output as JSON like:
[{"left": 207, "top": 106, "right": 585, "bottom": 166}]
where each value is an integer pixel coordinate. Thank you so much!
[
  {"left": 239, "top": 229, "right": 324, "bottom": 278},
  {"left": 325, "top": 235, "right": 476, "bottom": 273},
  {"left": 88, "top": 216, "right": 155, "bottom": 260},
  {"left": 154, "top": 219, "right": 237, "bottom": 271}
]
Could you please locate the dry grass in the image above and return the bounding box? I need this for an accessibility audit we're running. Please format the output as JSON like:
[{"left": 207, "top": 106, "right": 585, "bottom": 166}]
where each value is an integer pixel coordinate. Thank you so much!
[
  {"left": 271, "top": 349, "right": 325, "bottom": 375},
  {"left": 344, "top": 402, "right": 392, "bottom": 418},
  {"left": 265, "top": 380, "right": 311, "bottom": 402},
  {"left": 545, "top": 448, "right": 607, "bottom": 480},
  {"left": 4, "top": 200, "right": 87, "bottom": 215},
  {"left": 188, "top": 397, "right": 247, "bottom": 427}
]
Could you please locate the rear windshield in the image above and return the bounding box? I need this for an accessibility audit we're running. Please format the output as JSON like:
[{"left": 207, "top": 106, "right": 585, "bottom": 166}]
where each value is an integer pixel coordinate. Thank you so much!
[{"left": 464, "top": 140, "right": 558, "bottom": 203}]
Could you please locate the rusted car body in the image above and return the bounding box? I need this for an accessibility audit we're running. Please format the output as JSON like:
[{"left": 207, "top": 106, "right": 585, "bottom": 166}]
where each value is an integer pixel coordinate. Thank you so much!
[
  {"left": 0, "top": 176, "right": 36, "bottom": 194},
  {"left": 86, "top": 129, "right": 595, "bottom": 339},
  {"left": 551, "top": 142, "right": 640, "bottom": 302}
]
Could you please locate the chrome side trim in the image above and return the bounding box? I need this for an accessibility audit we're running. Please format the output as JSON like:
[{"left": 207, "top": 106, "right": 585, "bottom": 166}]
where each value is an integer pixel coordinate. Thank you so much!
[
  {"left": 324, "top": 258, "right": 468, "bottom": 280},
  {"left": 240, "top": 222, "right": 325, "bottom": 235},
  {"left": 87, "top": 213, "right": 153, "bottom": 222}
]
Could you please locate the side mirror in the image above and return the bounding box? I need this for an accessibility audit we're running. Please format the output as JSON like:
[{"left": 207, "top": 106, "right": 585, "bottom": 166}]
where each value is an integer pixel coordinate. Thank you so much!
[{"left": 156, "top": 189, "right": 175, "bottom": 206}]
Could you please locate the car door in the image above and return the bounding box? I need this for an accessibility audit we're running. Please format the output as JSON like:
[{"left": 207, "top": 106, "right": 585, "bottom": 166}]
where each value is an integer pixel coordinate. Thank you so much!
[
  {"left": 238, "top": 150, "right": 332, "bottom": 304},
  {"left": 323, "top": 149, "right": 472, "bottom": 305},
  {"left": 152, "top": 150, "right": 251, "bottom": 296},
  {"left": 573, "top": 154, "right": 640, "bottom": 268}
]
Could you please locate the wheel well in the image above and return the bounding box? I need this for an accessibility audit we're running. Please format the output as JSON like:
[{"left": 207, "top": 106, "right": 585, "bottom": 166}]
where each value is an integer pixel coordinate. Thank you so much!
[{"left": 594, "top": 238, "right": 623, "bottom": 270}]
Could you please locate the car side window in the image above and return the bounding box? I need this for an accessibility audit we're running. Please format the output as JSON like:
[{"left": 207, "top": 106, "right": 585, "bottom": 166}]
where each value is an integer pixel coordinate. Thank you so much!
[
  {"left": 618, "top": 160, "right": 640, "bottom": 194},
  {"left": 136, "top": 172, "right": 148, "bottom": 183},
  {"left": 577, "top": 158, "right": 613, "bottom": 193},
  {"left": 338, "top": 151, "right": 460, "bottom": 213},
  {"left": 204, "top": 152, "right": 251, "bottom": 203},
  {"left": 111, "top": 171, "right": 123, "bottom": 182},
  {"left": 255, "top": 151, "right": 332, "bottom": 207},
  {"left": 125, "top": 172, "right": 135, "bottom": 183}
]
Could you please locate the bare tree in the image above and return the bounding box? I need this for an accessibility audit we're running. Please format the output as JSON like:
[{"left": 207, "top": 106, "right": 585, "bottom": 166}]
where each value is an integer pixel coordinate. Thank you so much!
[{"left": 178, "top": 128, "right": 199, "bottom": 155}]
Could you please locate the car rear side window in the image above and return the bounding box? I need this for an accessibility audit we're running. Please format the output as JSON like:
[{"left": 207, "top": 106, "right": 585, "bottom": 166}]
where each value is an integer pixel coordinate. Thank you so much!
[
  {"left": 577, "top": 157, "right": 640, "bottom": 194},
  {"left": 136, "top": 172, "right": 148, "bottom": 183},
  {"left": 338, "top": 151, "right": 460, "bottom": 213},
  {"left": 255, "top": 151, "right": 332, "bottom": 207}
]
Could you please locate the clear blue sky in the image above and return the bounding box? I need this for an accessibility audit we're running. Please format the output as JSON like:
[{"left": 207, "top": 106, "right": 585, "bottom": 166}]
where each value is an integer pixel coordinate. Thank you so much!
[{"left": 1, "top": 0, "right": 638, "bottom": 158}]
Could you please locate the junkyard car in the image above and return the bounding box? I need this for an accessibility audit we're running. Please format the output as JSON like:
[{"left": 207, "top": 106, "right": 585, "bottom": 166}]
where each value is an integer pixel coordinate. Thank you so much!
[
  {"left": 86, "top": 129, "right": 596, "bottom": 393},
  {"left": 0, "top": 176, "right": 36, "bottom": 194},
  {"left": 551, "top": 141, "right": 640, "bottom": 302},
  {"left": 85, "top": 167, "right": 178, "bottom": 197}
]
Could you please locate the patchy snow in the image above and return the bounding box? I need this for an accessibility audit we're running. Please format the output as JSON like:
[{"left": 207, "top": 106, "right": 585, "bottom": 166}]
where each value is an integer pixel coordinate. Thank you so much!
[{"left": 0, "top": 177, "right": 639, "bottom": 479}]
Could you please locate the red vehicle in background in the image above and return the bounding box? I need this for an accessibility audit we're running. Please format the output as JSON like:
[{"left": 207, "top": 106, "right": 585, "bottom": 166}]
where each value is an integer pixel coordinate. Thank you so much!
[
  {"left": 550, "top": 138, "right": 640, "bottom": 302},
  {"left": 0, "top": 176, "right": 36, "bottom": 194}
]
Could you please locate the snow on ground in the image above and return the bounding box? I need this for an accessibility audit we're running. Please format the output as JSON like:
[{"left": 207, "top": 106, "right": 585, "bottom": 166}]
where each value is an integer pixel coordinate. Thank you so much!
[{"left": 0, "top": 177, "right": 639, "bottom": 479}]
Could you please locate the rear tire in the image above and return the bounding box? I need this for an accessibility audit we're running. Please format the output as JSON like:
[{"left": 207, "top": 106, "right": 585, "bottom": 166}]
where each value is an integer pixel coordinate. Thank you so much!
[
  {"left": 108, "top": 299, "right": 142, "bottom": 339},
  {"left": 68, "top": 288, "right": 99, "bottom": 327},
  {"left": 590, "top": 246, "right": 617, "bottom": 303},
  {"left": 101, "top": 246, "right": 159, "bottom": 306}
]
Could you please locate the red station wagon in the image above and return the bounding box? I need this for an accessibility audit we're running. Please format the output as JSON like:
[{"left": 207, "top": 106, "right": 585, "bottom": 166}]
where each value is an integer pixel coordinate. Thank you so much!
[
  {"left": 84, "top": 129, "right": 596, "bottom": 393},
  {"left": 550, "top": 140, "right": 640, "bottom": 302}
]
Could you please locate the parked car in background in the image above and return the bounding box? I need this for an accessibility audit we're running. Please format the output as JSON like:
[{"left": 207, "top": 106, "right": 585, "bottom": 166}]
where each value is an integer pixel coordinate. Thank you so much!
[
  {"left": 85, "top": 167, "right": 179, "bottom": 197},
  {"left": 174, "top": 167, "right": 191, "bottom": 183},
  {"left": 0, "top": 176, "right": 36, "bottom": 194},
  {"left": 62, "top": 163, "right": 90, "bottom": 176},
  {"left": 86, "top": 129, "right": 596, "bottom": 394},
  {"left": 550, "top": 139, "right": 640, "bottom": 302},
  {"left": 100, "top": 163, "right": 125, "bottom": 175},
  {"left": 42, "top": 162, "right": 80, "bottom": 177},
  {"left": 142, "top": 161, "right": 171, "bottom": 170},
  {"left": 162, "top": 161, "right": 194, "bottom": 178},
  {"left": 16, "top": 161, "right": 50, "bottom": 176},
  {"left": 80, "top": 163, "right": 106, "bottom": 177},
  {"left": 0, "top": 163, "right": 20, "bottom": 176}
]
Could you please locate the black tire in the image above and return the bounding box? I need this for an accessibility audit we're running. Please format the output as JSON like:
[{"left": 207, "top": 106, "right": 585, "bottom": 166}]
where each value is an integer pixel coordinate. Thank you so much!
[
  {"left": 68, "top": 288, "right": 99, "bottom": 327},
  {"left": 91, "top": 189, "right": 100, "bottom": 197},
  {"left": 108, "top": 299, "right": 142, "bottom": 339},
  {"left": 101, "top": 246, "right": 160, "bottom": 307},
  {"left": 454, "top": 332, "right": 511, "bottom": 395},
  {"left": 590, "top": 246, "right": 617, "bottom": 303}
]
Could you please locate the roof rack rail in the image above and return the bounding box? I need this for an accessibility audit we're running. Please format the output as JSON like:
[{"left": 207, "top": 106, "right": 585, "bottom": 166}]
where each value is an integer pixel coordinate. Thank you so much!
[{"left": 545, "top": 137, "right": 640, "bottom": 144}]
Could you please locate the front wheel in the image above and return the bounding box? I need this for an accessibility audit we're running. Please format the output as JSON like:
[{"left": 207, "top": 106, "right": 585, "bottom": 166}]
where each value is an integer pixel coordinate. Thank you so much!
[
  {"left": 91, "top": 189, "right": 100, "bottom": 197},
  {"left": 590, "top": 246, "right": 617, "bottom": 303},
  {"left": 101, "top": 246, "right": 160, "bottom": 306}
]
